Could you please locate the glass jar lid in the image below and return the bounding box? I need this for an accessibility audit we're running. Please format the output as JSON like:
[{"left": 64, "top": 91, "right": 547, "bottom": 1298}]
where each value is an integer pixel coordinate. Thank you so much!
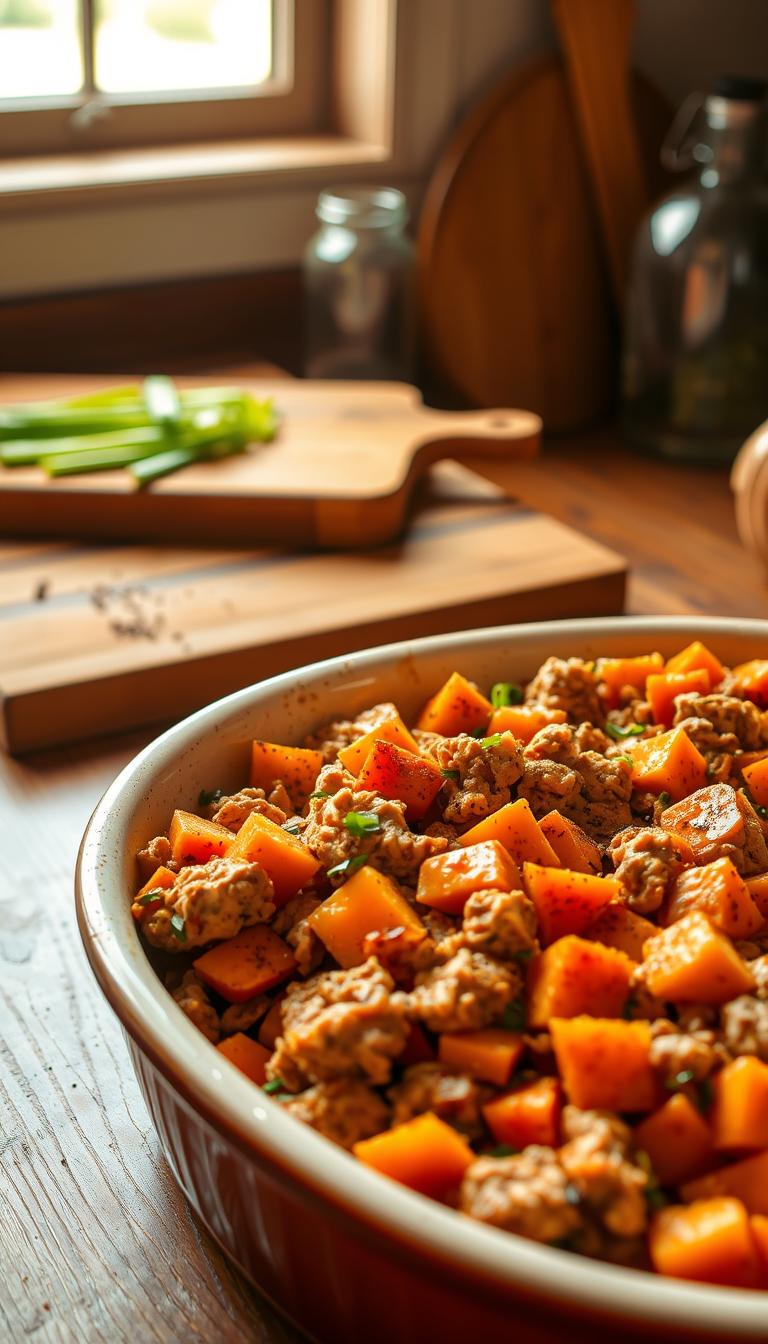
[{"left": 316, "top": 187, "right": 408, "bottom": 229}]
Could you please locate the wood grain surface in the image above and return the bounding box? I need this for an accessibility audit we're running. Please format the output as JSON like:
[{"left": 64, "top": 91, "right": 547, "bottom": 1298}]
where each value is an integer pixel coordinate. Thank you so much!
[{"left": 1, "top": 426, "right": 765, "bottom": 1344}]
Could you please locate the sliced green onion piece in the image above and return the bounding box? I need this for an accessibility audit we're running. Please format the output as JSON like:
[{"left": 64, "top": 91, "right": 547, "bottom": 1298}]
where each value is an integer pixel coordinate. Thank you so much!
[
  {"left": 343, "top": 811, "right": 381, "bottom": 837},
  {"left": 481, "top": 733, "right": 504, "bottom": 749},
  {"left": 263, "top": 1078, "right": 286, "bottom": 1095},
  {"left": 198, "top": 787, "right": 225, "bottom": 806},
  {"left": 136, "top": 888, "right": 165, "bottom": 906},
  {"left": 502, "top": 999, "right": 526, "bottom": 1031},
  {"left": 170, "top": 912, "right": 187, "bottom": 942},
  {"left": 327, "top": 854, "right": 368, "bottom": 879},
  {"left": 490, "top": 682, "right": 523, "bottom": 708},
  {"left": 441, "top": 768, "right": 460, "bottom": 781},
  {"left": 143, "top": 374, "right": 182, "bottom": 429},
  {"left": 605, "top": 721, "right": 645, "bottom": 740}
]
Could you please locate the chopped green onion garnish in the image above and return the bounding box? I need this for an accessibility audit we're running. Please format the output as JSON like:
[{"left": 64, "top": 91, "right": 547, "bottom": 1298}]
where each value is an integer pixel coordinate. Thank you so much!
[
  {"left": 645, "top": 1185, "right": 669, "bottom": 1211},
  {"left": 310, "top": 790, "right": 331, "bottom": 800},
  {"left": 658, "top": 791, "right": 671, "bottom": 808},
  {"left": 481, "top": 733, "right": 504, "bottom": 749},
  {"left": 616, "top": 754, "right": 634, "bottom": 766},
  {"left": 490, "top": 682, "right": 524, "bottom": 708},
  {"left": 440, "top": 768, "right": 460, "bottom": 781},
  {"left": 198, "top": 787, "right": 224, "bottom": 806},
  {"left": 564, "top": 1182, "right": 581, "bottom": 1206},
  {"left": 469, "top": 725, "right": 490, "bottom": 738},
  {"left": 502, "top": 999, "right": 526, "bottom": 1031},
  {"left": 486, "top": 1144, "right": 519, "bottom": 1158},
  {"left": 512, "top": 947, "right": 535, "bottom": 963},
  {"left": 263, "top": 1078, "right": 286, "bottom": 1095},
  {"left": 605, "top": 721, "right": 645, "bottom": 740},
  {"left": 136, "top": 888, "right": 165, "bottom": 906},
  {"left": 283, "top": 818, "right": 303, "bottom": 836},
  {"left": 170, "top": 912, "right": 187, "bottom": 943},
  {"left": 327, "top": 854, "right": 368, "bottom": 879},
  {"left": 666, "top": 1068, "right": 696, "bottom": 1091},
  {"left": 343, "top": 811, "right": 382, "bottom": 838}
]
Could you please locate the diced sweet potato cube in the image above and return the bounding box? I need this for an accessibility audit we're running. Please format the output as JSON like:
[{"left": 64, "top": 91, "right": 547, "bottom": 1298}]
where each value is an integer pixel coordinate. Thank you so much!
[
  {"left": 459, "top": 798, "right": 560, "bottom": 867},
  {"left": 633, "top": 1093, "right": 714, "bottom": 1187},
  {"left": 416, "top": 839, "right": 522, "bottom": 916},
  {"left": 338, "top": 714, "right": 421, "bottom": 775},
  {"left": 523, "top": 863, "right": 618, "bottom": 945},
  {"left": 731, "top": 659, "right": 768, "bottom": 707},
  {"left": 483, "top": 1076, "right": 561, "bottom": 1149},
  {"left": 131, "top": 864, "right": 175, "bottom": 921},
  {"left": 194, "top": 925, "right": 296, "bottom": 1003},
  {"left": 250, "top": 741, "right": 323, "bottom": 808},
  {"left": 746, "top": 872, "right": 768, "bottom": 920},
  {"left": 257, "top": 994, "right": 286, "bottom": 1050},
  {"left": 665, "top": 857, "right": 763, "bottom": 939},
  {"left": 660, "top": 782, "right": 755, "bottom": 866},
  {"left": 625, "top": 727, "right": 707, "bottom": 802},
  {"left": 597, "top": 652, "right": 664, "bottom": 704},
  {"left": 538, "top": 811, "right": 601, "bottom": 875},
  {"left": 550, "top": 1016, "right": 658, "bottom": 1112},
  {"left": 353, "top": 1111, "right": 474, "bottom": 1198},
  {"left": 358, "top": 740, "right": 443, "bottom": 822},
  {"left": 743, "top": 755, "right": 768, "bottom": 808},
  {"left": 711, "top": 1056, "right": 768, "bottom": 1153},
  {"left": 646, "top": 669, "right": 711, "bottom": 729},
  {"left": 649, "top": 1198, "right": 759, "bottom": 1287},
  {"left": 216, "top": 1033, "right": 271, "bottom": 1085},
  {"left": 415, "top": 672, "right": 492, "bottom": 737},
  {"left": 437, "top": 1029, "right": 524, "bottom": 1086},
  {"left": 643, "top": 911, "right": 756, "bottom": 1004},
  {"left": 486, "top": 704, "right": 566, "bottom": 743},
  {"left": 585, "top": 903, "right": 657, "bottom": 963},
  {"left": 308, "top": 865, "right": 425, "bottom": 969},
  {"left": 665, "top": 641, "right": 725, "bottom": 689},
  {"left": 682, "top": 1150, "right": 768, "bottom": 1215},
  {"left": 228, "top": 811, "right": 320, "bottom": 906},
  {"left": 528, "top": 936, "right": 633, "bottom": 1027},
  {"left": 168, "top": 809, "right": 233, "bottom": 866}
]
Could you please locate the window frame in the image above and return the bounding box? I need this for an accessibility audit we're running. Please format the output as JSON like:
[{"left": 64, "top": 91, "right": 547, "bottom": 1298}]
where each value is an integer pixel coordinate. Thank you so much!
[{"left": 0, "top": 0, "right": 329, "bottom": 156}]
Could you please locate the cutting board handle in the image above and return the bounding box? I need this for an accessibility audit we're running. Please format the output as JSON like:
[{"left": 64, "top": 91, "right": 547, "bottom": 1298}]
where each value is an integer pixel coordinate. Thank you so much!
[{"left": 416, "top": 406, "right": 542, "bottom": 458}]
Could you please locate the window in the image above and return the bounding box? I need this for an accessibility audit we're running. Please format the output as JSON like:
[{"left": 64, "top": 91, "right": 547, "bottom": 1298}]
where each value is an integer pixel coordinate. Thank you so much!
[{"left": 0, "top": 0, "right": 328, "bottom": 154}]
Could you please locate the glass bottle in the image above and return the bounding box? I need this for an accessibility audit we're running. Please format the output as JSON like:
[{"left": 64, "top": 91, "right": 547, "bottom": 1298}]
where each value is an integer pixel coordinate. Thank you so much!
[
  {"left": 622, "top": 77, "right": 768, "bottom": 462},
  {"left": 303, "top": 187, "right": 415, "bottom": 380}
]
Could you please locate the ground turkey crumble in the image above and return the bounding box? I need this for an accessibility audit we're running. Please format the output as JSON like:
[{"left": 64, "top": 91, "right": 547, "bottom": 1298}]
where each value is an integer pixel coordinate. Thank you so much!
[
  {"left": 559, "top": 1107, "right": 648, "bottom": 1240},
  {"left": 519, "top": 723, "right": 633, "bottom": 843},
  {"left": 460, "top": 1147, "right": 583, "bottom": 1243},
  {"left": 168, "top": 971, "right": 220, "bottom": 1043},
  {"left": 406, "top": 948, "right": 521, "bottom": 1033},
  {"left": 140, "top": 856, "right": 275, "bottom": 952},
  {"left": 388, "top": 1063, "right": 488, "bottom": 1138},
  {"left": 206, "top": 786, "right": 288, "bottom": 831},
  {"left": 422, "top": 731, "right": 524, "bottom": 824},
  {"left": 461, "top": 887, "right": 539, "bottom": 961},
  {"left": 267, "top": 957, "right": 409, "bottom": 1091},
  {"left": 608, "top": 825, "right": 693, "bottom": 914},
  {"left": 720, "top": 995, "right": 768, "bottom": 1060},
  {"left": 673, "top": 693, "right": 768, "bottom": 754},
  {"left": 525, "top": 656, "right": 604, "bottom": 726},
  {"left": 272, "top": 893, "right": 324, "bottom": 975},
  {"left": 302, "top": 762, "right": 447, "bottom": 882},
  {"left": 282, "top": 1079, "right": 389, "bottom": 1149},
  {"left": 136, "top": 833, "right": 177, "bottom": 882},
  {"left": 648, "top": 1018, "right": 727, "bottom": 1086},
  {"left": 303, "top": 702, "right": 400, "bottom": 762}
]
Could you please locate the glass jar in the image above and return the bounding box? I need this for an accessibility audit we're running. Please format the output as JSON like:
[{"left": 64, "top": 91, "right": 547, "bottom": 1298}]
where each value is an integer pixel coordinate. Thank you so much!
[
  {"left": 303, "top": 187, "right": 415, "bottom": 380},
  {"left": 622, "top": 77, "right": 768, "bottom": 462}
]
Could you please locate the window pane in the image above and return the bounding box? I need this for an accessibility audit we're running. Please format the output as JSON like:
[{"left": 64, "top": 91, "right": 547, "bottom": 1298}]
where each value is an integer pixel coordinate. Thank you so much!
[
  {"left": 0, "top": 0, "right": 82, "bottom": 98},
  {"left": 94, "top": 0, "right": 273, "bottom": 95}
]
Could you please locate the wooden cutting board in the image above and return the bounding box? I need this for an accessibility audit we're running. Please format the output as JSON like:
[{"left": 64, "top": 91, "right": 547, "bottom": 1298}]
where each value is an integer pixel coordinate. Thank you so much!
[
  {"left": 0, "top": 463, "right": 626, "bottom": 753},
  {"left": 0, "top": 374, "right": 541, "bottom": 549}
]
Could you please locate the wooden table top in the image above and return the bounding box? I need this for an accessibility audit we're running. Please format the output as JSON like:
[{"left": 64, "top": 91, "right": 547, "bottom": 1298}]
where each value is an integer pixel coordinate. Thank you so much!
[{"left": 1, "top": 425, "right": 764, "bottom": 1343}]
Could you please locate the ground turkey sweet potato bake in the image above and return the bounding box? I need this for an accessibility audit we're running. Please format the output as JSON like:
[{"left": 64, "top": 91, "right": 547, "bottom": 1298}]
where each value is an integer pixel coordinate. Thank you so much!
[{"left": 133, "top": 643, "right": 768, "bottom": 1288}]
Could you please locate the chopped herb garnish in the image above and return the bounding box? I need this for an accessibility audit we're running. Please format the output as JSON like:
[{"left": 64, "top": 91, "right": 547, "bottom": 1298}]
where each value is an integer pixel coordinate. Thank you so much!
[
  {"left": 310, "top": 790, "right": 331, "bottom": 800},
  {"left": 136, "top": 887, "right": 165, "bottom": 906},
  {"left": 665, "top": 1068, "right": 696, "bottom": 1091},
  {"left": 605, "top": 721, "right": 645, "bottom": 740},
  {"left": 198, "top": 786, "right": 224, "bottom": 806},
  {"left": 645, "top": 1185, "right": 669, "bottom": 1211},
  {"left": 564, "top": 1182, "right": 582, "bottom": 1206},
  {"left": 621, "top": 992, "right": 638, "bottom": 1020},
  {"left": 481, "top": 732, "right": 504, "bottom": 749},
  {"left": 502, "top": 999, "right": 526, "bottom": 1031},
  {"left": 170, "top": 912, "right": 187, "bottom": 943},
  {"left": 512, "top": 947, "right": 534, "bottom": 964},
  {"left": 263, "top": 1078, "right": 286, "bottom": 1095},
  {"left": 441, "top": 768, "right": 460, "bottom": 781},
  {"left": 696, "top": 1078, "right": 714, "bottom": 1113},
  {"left": 490, "top": 682, "right": 524, "bottom": 708},
  {"left": 470, "top": 725, "right": 490, "bottom": 738},
  {"left": 616, "top": 754, "right": 634, "bottom": 766},
  {"left": 343, "top": 810, "right": 382, "bottom": 838},
  {"left": 327, "top": 854, "right": 369, "bottom": 879},
  {"left": 486, "top": 1144, "right": 519, "bottom": 1158},
  {"left": 282, "top": 818, "right": 303, "bottom": 835},
  {"left": 658, "top": 791, "right": 671, "bottom": 808}
]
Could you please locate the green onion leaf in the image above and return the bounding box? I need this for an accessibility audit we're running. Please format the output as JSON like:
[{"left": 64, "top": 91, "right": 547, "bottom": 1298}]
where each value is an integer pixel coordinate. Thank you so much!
[
  {"left": 490, "top": 682, "right": 523, "bottom": 708},
  {"left": 343, "top": 811, "right": 382, "bottom": 838},
  {"left": 282, "top": 818, "right": 303, "bottom": 836},
  {"left": 502, "top": 999, "right": 526, "bottom": 1031},
  {"left": 616, "top": 754, "right": 634, "bottom": 766},
  {"left": 469, "top": 725, "right": 490, "bottom": 739},
  {"left": 440, "top": 768, "right": 460, "bottom": 781},
  {"left": 658, "top": 791, "right": 671, "bottom": 809},
  {"left": 665, "top": 1068, "right": 696, "bottom": 1091},
  {"left": 198, "top": 787, "right": 224, "bottom": 806},
  {"left": 564, "top": 1182, "right": 582, "bottom": 1206},
  {"left": 310, "top": 790, "right": 331, "bottom": 800},
  {"left": 486, "top": 1144, "right": 519, "bottom": 1158},
  {"left": 605, "top": 721, "right": 645, "bottom": 740},
  {"left": 143, "top": 374, "right": 181, "bottom": 428},
  {"left": 136, "top": 888, "right": 165, "bottom": 906},
  {"left": 170, "top": 912, "right": 187, "bottom": 943},
  {"left": 481, "top": 732, "right": 504, "bottom": 749},
  {"left": 263, "top": 1078, "right": 286, "bottom": 1095},
  {"left": 327, "top": 854, "right": 368, "bottom": 880}
]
